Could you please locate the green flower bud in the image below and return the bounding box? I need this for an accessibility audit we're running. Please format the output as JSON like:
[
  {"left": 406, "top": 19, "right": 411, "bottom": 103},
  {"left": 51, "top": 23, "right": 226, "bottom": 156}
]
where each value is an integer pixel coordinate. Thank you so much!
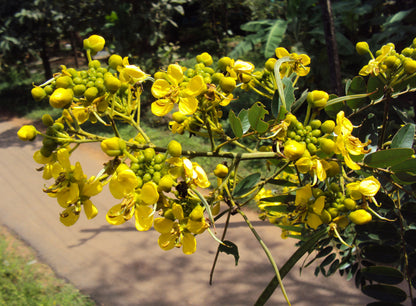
[
  {"left": 213, "top": 164, "right": 228, "bottom": 178},
  {"left": 307, "top": 90, "right": 329, "bottom": 109},
  {"left": 17, "top": 125, "right": 37, "bottom": 141},
  {"left": 319, "top": 138, "right": 336, "bottom": 155},
  {"left": 343, "top": 198, "right": 356, "bottom": 210},
  {"left": 220, "top": 77, "right": 236, "bottom": 93},
  {"left": 100, "top": 137, "right": 126, "bottom": 156},
  {"left": 55, "top": 76, "right": 73, "bottom": 89},
  {"left": 31, "top": 87, "right": 47, "bottom": 102},
  {"left": 44, "top": 85, "right": 53, "bottom": 95},
  {"left": 143, "top": 148, "right": 156, "bottom": 162},
  {"left": 404, "top": 59, "right": 416, "bottom": 74},
  {"left": 211, "top": 72, "right": 224, "bottom": 84},
  {"left": 321, "top": 120, "right": 335, "bottom": 134},
  {"left": 89, "top": 60, "right": 101, "bottom": 69},
  {"left": 49, "top": 88, "right": 73, "bottom": 108},
  {"left": 320, "top": 209, "right": 332, "bottom": 224},
  {"left": 172, "top": 111, "right": 187, "bottom": 123},
  {"left": 108, "top": 54, "right": 123, "bottom": 70},
  {"left": 356, "top": 42, "right": 370, "bottom": 55},
  {"left": 401, "top": 47, "right": 414, "bottom": 57},
  {"left": 309, "top": 119, "right": 322, "bottom": 130},
  {"left": 73, "top": 84, "right": 86, "bottom": 97},
  {"left": 84, "top": 87, "right": 99, "bottom": 102},
  {"left": 217, "top": 57, "right": 232, "bottom": 72},
  {"left": 325, "top": 161, "right": 340, "bottom": 177},
  {"left": 167, "top": 140, "right": 182, "bottom": 157},
  {"left": 41, "top": 114, "right": 54, "bottom": 127},
  {"left": 104, "top": 74, "right": 121, "bottom": 93}
]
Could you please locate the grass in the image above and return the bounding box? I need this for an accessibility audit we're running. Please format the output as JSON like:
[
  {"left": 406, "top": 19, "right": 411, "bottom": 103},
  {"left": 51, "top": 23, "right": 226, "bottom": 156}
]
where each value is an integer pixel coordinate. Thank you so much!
[{"left": 0, "top": 226, "right": 94, "bottom": 306}]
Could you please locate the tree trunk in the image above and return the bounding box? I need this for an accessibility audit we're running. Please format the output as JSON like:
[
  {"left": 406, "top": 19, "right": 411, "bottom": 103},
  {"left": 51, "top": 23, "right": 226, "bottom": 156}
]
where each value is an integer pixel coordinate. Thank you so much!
[
  {"left": 40, "top": 38, "right": 52, "bottom": 79},
  {"left": 320, "top": 0, "right": 342, "bottom": 96}
]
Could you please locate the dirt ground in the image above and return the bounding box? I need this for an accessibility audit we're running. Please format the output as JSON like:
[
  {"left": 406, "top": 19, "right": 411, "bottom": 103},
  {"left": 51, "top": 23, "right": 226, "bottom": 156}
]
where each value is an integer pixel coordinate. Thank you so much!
[{"left": 0, "top": 116, "right": 374, "bottom": 305}]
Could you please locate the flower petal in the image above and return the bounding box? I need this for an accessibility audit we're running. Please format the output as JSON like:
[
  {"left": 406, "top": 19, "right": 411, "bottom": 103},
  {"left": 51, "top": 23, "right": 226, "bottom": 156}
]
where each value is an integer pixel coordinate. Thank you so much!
[
  {"left": 178, "top": 96, "right": 198, "bottom": 115},
  {"left": 151, "top": 79, "right": 171, "bottom": 98},
  {"left": 182, "top": 232, "right": 196, "bottom": 255},
  {"left": 135, "top": 205, "right": 154, "bottom": 231},
  {"left": 83, "top": 199, "right": 98, "bottom": 219},
  {"left": 151, "top": 99, "right": 174, "bottom": 117},
  {"left": 141, "top": 181, "right": 159, "bottom": 205}
]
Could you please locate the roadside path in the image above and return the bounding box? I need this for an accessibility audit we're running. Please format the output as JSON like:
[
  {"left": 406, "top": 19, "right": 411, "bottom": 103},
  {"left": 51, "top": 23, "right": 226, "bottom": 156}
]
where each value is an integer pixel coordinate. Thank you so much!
[{"left": 0, "top": 116, "right": 371, "bottom": 305}]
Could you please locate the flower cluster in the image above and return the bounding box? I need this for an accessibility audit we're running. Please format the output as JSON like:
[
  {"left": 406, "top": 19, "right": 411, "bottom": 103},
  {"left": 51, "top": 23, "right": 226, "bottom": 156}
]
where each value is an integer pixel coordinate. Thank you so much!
[{"left": 18, "top": 34, "right": 416, "bottom": 266}]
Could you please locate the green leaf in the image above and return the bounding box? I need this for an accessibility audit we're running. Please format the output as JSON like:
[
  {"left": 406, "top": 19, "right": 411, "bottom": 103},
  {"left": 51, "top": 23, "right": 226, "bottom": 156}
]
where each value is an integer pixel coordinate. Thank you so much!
[
  {"left": 362, "top": 284, "right": 407, "bottom": 303},
  {"left": 404, "top": 230, "right": 416, "bottom": 248},
  {"left": 238, "top": 109, "right": 250, "bottom": 134},
  {"left": 260, "top": 195, "right": 296, "bottom": 203},
  {"left": 264, "top": 19, "right": 288, "bottom": 58},
  {"left": 248, "top": 102, "right": 269, "bottom": 134},
  {"left": 273, "top": 56, "right": 294, "bottom": 111},
  {"left": 271, "top": 90, "right": 280, "bottom": 118},
  {"left": 367, "top": 75, "right": 385, "bottom": 100},
  {"left": 228, "top": 110, "right": 243, "bottom": 138},
  {"left": 218, "top": 240, "right": 240, "bottom": 266},
  {"left": 361, "top": 266, "right": 404, "bottom": 285},
  {"left": 290, "top": 89, "right": 308, "bottom": 113},
  {"left": 267, "top": 179, "right": 298, "bottom": 187},
  {"left": 240, "top": 19, "right": 275, "bottom": 32},
  {"left": 316, "top": 246, "right": 333, "bottom": 258},
  {"left": 280, "top": 77, "right": 295, "bottom": 111},
  {"left": 324, "top": 94, "right": 347, "bottom": 118},
  {"left": 391, "top": 158, "right": 416, "bottom": 175},
  {"left": 390, "top": 157, "right": 416, "bottom": 184},
  {"left": 328, "top": 259, "right": 340, "bottom": 276},
  {"left": 361, "top": 244, "right": 400, "bottom": 264},
  {"left": 346, "top": 76, "right": 368, "bottom": 109},
  {"left": 261, "top": 205, "right": 290, "bottom": 213},
  {"left": 275, "top": 224, "right": 303, "bottom": 232},
  {"left": 392, "top": 105, "right": 415, "bottom": 124},
  {"left": 363, "top": 148, "right": 414, "bottom": 168},
  {"left": 391, "top": 123, "right": 415, "bottom": 148},
  {"left": 320, "top": 253, "right": 336, "bottom": 267},
  {"left": 255, "top": 228, "right": 328, "bottom": 305},
  {"left": 233, "top": 173, "right": 261, "bottom": 197}
]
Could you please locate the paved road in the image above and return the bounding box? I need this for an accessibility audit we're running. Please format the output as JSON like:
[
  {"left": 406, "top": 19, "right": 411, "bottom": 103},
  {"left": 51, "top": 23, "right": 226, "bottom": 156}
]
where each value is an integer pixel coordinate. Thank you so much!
[{"left": 0, "top": 116, "right": 372, "bottom": 305}]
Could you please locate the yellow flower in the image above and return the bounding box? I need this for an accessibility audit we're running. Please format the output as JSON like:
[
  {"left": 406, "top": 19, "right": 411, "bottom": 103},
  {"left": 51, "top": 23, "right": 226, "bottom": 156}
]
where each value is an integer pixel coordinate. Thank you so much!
[
  {"left": 118, "top": 57, "right": 149, "bottom": 84},
  {"left": 275, "top": 47, "right": 311, "bottom": 77},
  {"left": 359, "top": 176, "right": 381, "bottom": 196},
  {"left": 109, "top": 163, "right": 139, "bottom": 199},
  {"left": 106, "top": 181, "right": 159, "bottom": 231},
  {"left": 154, "top": 203, "right": 202, "bottom": 254},
  {"left": 334, "top": 111, "right": 370, "bottom": 170},
  {"left": 183, "top": 158, "right": 211, "bottom": 188},
  {"left": 294, "top": 185, "right": 326, "bottom": 229},
  {"left": 347, "top": 176, "right": 380, "bottom": 200},
  {"left": 151, "top": 64, "right": 205, "bottom": 117},
  {"left": 42, "top": 148, "right": 102, "bottom": 226},
  {"left": 359, "top": 44, "right": 394, "bottom": 76},
  {"left": 134, "top": 205, "right": 154, "bottom": 231},
  {"left": 295, "top": 156, "right": 327, "bottom": 182}
]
